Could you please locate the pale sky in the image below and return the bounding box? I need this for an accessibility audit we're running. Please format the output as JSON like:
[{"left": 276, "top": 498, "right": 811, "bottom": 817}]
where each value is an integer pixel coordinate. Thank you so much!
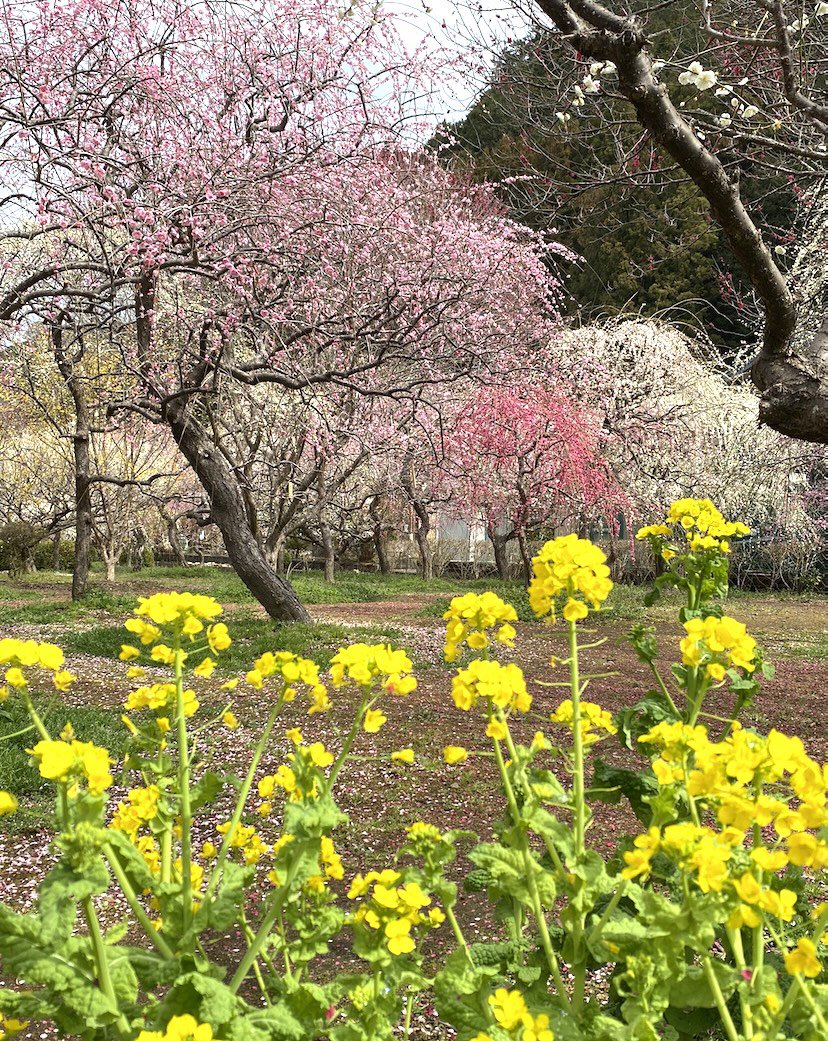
[{"left": 384, "top": 0, "right": 533, "bottom": 127}]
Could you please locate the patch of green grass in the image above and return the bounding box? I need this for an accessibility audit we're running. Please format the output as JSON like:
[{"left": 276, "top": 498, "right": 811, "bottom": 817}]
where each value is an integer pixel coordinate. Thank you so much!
[
  {"left": 63, "top": 613, "right": 405, "bottom": 672},
  {"left": 0, "top": 698, "right": 127, "bottom": 834},
  {"left": 0, "top": 585, "right": 136, "bottom": 626}
]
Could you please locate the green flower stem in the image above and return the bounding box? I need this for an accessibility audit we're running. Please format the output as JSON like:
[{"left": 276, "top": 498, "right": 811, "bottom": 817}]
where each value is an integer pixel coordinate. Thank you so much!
[
  {"left": 403, "top": 991, "right": 414, "bottom": 1041},
  {"left": 764, "top": 976, "right": 806, "bottom": 1041},
  {"left": 239, "top": 908, "right": 273, "bottom": 1004},
  {"left": 725, "top": 926, "right": 754, "bottom": 1040},
  {"left": 23, "top": 691, "right": 51, "bottom": 741},
  {"left": 445, "top": 904, "right": 473, "bottom": 963},
  {"left": 648, "top": 662, "right": 682, "bottom": 717},
  {"left": 275, "top": 909, "right": 294, "bottom": 980},
  {"left": 789, "top": 974, "right": 827, "bottom": 1033},
  {"left": 566, "top": 620, "right": 590, "bottom": 1012},
  {"left": 765, "top": 970, "right": 827, "bottom": 1041},
  {"left": 765, "top": 922, "right": 828, "bottom": 1034},
  {"left": 750, "top": 788, "right": 765, "bottom": 981},
  {"left": 173, "top": 633, "right": 193, "bottom": 935},
  {"left": 809, "top": 902, "right": 828, "bottom": 945},
  {"left": 324, "top": 689, "right": 373, "bottom": 793},
  {"left": 203, "top": 695, "right": 284, "bottom": 905},
  {"left": 586, "top": 881, "right": 627, "bottom": 948},
  {"left": 229, "top": 858, "right": 303, "bottom": 993},
  {"left": 81, "top": 895, "right": 132, "bottom": 1038},
  {"left": 501, "top": 727, "right": 566, "bottom": 881},
  {"left": 567, "top": 620, "right": 587, "bottom": 856},
  {"left": 701, "top": 956, "right": 741, "bottom": 1041},
  {"left": 161, "top": 827, "right": 172, "bottom": 884},
  {"left": 103, "top": 844, "right": 174, "bottom": 958},
  {"left": 686, "top": 664, "right": 703, "bottom": 726},
  {"left": 0, "top": 721, "right": 35, "bottom": 741},
  {"left": 492, "top": 735, "right": 571, "bottom": 1013}
]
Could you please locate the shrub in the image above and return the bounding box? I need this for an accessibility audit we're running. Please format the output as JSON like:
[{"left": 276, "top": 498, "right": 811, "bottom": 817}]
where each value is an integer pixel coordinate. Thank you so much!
[{"left": 0, "top": 499, "right": 824, "bottom": 1041}]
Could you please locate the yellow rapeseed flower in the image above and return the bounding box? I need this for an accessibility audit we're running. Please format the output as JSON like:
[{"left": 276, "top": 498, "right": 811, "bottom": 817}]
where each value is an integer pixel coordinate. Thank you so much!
[
  {"left": 0, "top": 791, "right": 18, "bottom": 816},
  {"left": 528, "top": 534, "right": 612, "bottom": 621}
]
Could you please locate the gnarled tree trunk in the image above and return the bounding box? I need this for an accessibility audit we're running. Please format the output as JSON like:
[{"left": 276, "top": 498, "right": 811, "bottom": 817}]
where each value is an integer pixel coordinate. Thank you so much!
[
  {"left": 370, "top": 498, "right": 390, "bottom": 575},
  {"left": 166, "top": 402, "right": 310, "bottom": 622},
  {"left": 51, "top": 322, "right": 92, "bottom": 600}
]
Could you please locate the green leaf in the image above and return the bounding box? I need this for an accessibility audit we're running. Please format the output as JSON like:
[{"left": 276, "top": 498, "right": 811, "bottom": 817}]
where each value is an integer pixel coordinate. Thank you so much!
[
  {"left": 190, "top": 770, "right": 226, "bottom": 812},
  {"left": 591, "top": 759, "right": 659, "bottom": 825},
  {"left": 38, "top": 860, "right": 107, "bottom": 944},
  {"left": 668, "top": 961, "right": 739, "bottom": 1008},
  {"left": 468, "top": 843, "right": 555, "bottom": 908},
  {"left": 616, "top": 690, "right": 678, "bottom": 752},
  {"left": 433, "top": 948, "right": 500, "bottom": 1041}
]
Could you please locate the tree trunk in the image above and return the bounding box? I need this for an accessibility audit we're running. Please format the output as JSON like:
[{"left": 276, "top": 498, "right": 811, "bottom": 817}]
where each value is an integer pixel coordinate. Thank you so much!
[
  {"left": 489, "top": 527, "right": 509, "bottom": 581},
  {"left": 533, "top": 0, "right": 828, "bottom": 443},
  {"left": 264, "top": 528, "right": 289, "bottom": 574},
  {"left": 52, "top": 531, "right": 61, "bottom": 570},
  {"left": 373, "top": 523, "right": 390, "bottom": 575},
  {"left": 320, "top": 520, "right": 336, "bottom": 583},
  {"left": 370, "top": 498, "right": 390, "bottom": 574},
  {"left": 410, "top": 501, "right": 433, "bottom": 580},
  {"left": 132, "top": 526, "right": 147, "bottom": 571},
  {"left": 104, "top": 552, "right": 117, "bottom": 583},
  {"left": 51, "top": 323, "right": 92, "bottom": 600},
  {"left": 516, "top": 528, "right": 532, "bottom": 586},
  {"left": 166, "top": 403, "right": 310, "bottom": 622},
  {"left": 166, "top": 516, "right": 187, "bottom": 566},
  {"left": 22, "top": 548, "right": 36, "bottom": 574}
]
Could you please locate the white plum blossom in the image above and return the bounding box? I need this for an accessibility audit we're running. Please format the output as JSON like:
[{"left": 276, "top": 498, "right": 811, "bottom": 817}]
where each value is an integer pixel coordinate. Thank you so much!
[
  {"left": 817, "top": 1, "right": 828, "bottom": 16},
  {"left": 679, "top": 60, "right": 704, "bottom": 84},
  {"left": 743, "top": 105, "right": 759, "bottom": 118},
  {"left": 555, "top": 111, "right": 571, "bottom": 123},
  {"left": 717, "top": 113, "right": 733, "bottom": 128},
  {"left": 582, "top": 75, "right": 600, "bottom": 94},
  {"left": 571, "top": 85, "right": 585, "bottom": 106},
  {"left": 678, "top": 62, "right": 717, "bottom": 90},
  {"left": 790, "top": 16, "right": 810, "bottom": 30},
  {"left": 774, "top": 244, "right": 788, "bottom": 256},
  {"left": 715, "top": 86, "right": 732, "bottom": 97}
]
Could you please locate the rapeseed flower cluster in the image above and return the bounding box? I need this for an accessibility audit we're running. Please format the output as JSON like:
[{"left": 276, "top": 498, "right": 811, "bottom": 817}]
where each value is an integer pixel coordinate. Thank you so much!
[
  {"left": 330, "top": 643, "right": 416, "bottom": 696},
  {"left": 404, "top": 821, "right": 443, "bottom": 854},
  {"left": 550, "top": 699, "right": 617, "bottom": 745},
  {"left": 626, "top": 719, "right": 827, "bottom": 975},
  {"left": 0, "top": 636, "right": 75, "bottom": 695},
  {"left": 475, "top": 988, "right": 554, "bottom": 1041},
  {"left": 110, "top": 785, "right": 162, "bottom": 838},
  {"left": 636, "top": 498, "right": 750, "bottom": 556},
  {"left": 680, "top": 615, "right": 757, "bottom": 676},
  {"left": 258, "top": 738, "right": 334, "bottom": 810},
  {"left": 122, "top": 593, "right": 230, "bottom": 662},
  {"left": 528, "top": 534, "right": 612, "bottom": 622},
  {"left": 136, "top": 1014, "right": 222, "bottom": 1041},
  {"left": 442, "top": 592, "right": 517, "bottom": 662},
  {"left": 125, "top": 682, "right": 199, "bottom": 717},
  {"left": 245, "top": 650, "right": 330, "bottom": 713},
  {"left": 451, "top": 659, "right": 530, "bottom": 714},
  {"left": 28, "top": 738, "right": 113, "bottom": 795},
  {"left": 348, "top": 869, "right": 443, "bottom": 956},
  {"left": 216, "top": 820, "right": 270, "bottom": 866}
]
